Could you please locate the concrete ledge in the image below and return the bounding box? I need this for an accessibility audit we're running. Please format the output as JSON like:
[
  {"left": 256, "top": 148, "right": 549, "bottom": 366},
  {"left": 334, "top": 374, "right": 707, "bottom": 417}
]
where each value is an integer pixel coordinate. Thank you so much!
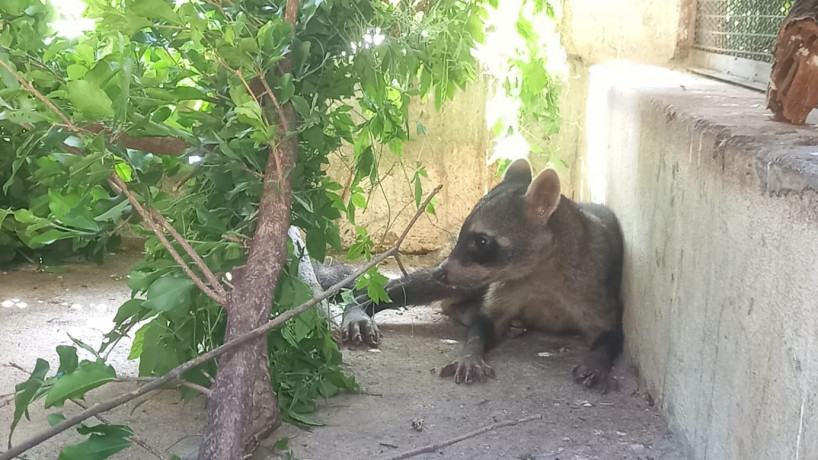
[{"left": 588, "top": 61, "right": 818, "bottom": 459}]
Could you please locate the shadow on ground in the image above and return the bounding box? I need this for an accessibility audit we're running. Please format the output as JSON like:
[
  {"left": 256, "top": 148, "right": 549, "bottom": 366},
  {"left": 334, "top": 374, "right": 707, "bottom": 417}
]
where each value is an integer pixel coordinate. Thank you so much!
[{"left": 0, "top": 253, "right": 686, "bottom": 460}]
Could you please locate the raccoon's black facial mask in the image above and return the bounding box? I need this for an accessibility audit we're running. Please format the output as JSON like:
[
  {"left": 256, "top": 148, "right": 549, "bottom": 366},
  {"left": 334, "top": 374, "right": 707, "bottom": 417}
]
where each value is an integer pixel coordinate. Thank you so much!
[{"left": 465, "top": 232, "right": 499, "bottom": 266}]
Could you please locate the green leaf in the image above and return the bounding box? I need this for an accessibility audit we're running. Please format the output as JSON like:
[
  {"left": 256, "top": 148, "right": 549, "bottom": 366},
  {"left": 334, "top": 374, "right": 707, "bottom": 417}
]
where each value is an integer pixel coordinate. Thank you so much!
[
  {"left": 279, "top": 73, "right": 294, "bottom": 103},
  {"left": 143, "top": 276, "right": 194, "bottom": 312},
  {"left": 68, "top": 333, "right": 102, "bottom": 361},
  {"left": 48, "top": 413, "right": 67, "bottom": 427},
  {"left": 10, "top": 358, "right": 50, "bottom": 443},
  {"left": 66, "top": 64, "right": 88, "bottom": 80},
  {"left": 115, "top": 162, "right": 133, "bottom": 182},
  {"left": 128, "top": 0, "right": 181, "bottom": 24},
  {"left": 45, "top": 361, "right": 116, "bottom": 408},
  {"left": 113, "top": 299, "right": 145, "bottom": 325},
  {"left": 58, "top": 424, "right": 133, "bottom": 460},
  {"left": 273, "top": 437, "right": 290, "bottom": 451},
  {"left": 128, "top": 323, "right": 149, "bottom": 360},
  {"left": 67, "top": 80, "right": 115, "bottom": 120},
  {"left": 94, "top": 197, "right": 130, "bottom": 223},
  {"left": 56, "top": 346, "right": 79, "bottom": 376},
  {"left": 287, "top": 411, "right": 323, "bottom": 427}
]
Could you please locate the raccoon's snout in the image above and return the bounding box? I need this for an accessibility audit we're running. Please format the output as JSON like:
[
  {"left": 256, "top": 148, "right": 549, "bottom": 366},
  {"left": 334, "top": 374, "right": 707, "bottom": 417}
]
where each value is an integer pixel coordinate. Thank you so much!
[{"left": 432, "top": 265, "right": 449, "bottom": 285}]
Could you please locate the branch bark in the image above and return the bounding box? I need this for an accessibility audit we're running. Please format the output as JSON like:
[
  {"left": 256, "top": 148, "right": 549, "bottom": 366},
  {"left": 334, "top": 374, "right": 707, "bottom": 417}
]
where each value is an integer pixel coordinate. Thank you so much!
[
  {"left": 0, "top": 186, "right": 441, "bottom": 460},
  {"left": 198, "top": 0, "right": 302, "bottom": 456}
]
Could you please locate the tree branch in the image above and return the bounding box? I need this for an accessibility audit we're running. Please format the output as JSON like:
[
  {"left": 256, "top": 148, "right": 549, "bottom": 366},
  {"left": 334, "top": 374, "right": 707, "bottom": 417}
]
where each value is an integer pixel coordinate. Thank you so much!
[
  {"left": 85, "top": 124, "right": 192, "bottom": 156},
  {"left": 0, "top": 185, "right": 441, "bottom": 460},
  {"left": 115, "top": 377, "right": 213, "bottom": 397},
  {"left": 150, "top": 209, "right": 227, "bottom": 299},
  {"left": 109, "top": 176, "right": 226, "bottom": 305},
  {"left": 385, "top": 414, "right": 543, "bottom": 460}
]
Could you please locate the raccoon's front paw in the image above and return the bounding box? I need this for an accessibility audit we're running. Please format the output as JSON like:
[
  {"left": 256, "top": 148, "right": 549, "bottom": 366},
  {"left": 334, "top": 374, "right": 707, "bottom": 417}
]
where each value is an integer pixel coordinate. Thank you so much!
[
  {"left": 572, "top": 352, "right": 617, "bottom": 394},
  {"left": 439, "top": 355, "right": 495, "bottom": 384},
  {"left": 341, "top": 305, "right": 381, "bottom": 347}
]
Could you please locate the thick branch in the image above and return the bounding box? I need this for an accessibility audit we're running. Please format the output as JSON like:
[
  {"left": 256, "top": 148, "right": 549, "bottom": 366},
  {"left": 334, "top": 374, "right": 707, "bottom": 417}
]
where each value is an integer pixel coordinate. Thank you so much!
[
  {"left": 0, "top": 186, "right": 441, "bottom": 460},
  {"left": 85, "top": 124, "right": 191, "bottom": 156}
]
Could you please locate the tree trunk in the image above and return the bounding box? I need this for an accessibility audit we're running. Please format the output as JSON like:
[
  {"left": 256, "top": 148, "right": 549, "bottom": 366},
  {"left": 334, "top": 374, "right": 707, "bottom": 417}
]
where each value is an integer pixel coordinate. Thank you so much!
[
  {"left": 198, "top": 0, "right": 299, "bottom": 446},
  {"left": 767, "top": 0, "right": 818, "bottom": 124}
]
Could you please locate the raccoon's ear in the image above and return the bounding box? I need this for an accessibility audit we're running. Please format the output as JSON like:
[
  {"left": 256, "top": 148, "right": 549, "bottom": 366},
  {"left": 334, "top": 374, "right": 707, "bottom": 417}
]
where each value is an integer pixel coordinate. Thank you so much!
[
  {"left": 502, "top": 159, "right": 532, "bottom": 185},
  {"left": 525, "top": 169, "right": 560, "bottom": 225}
]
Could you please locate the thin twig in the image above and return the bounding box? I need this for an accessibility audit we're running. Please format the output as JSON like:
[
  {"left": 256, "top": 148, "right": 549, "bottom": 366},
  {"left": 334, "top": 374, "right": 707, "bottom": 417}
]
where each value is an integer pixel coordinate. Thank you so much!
[
  {"left": 384, "top": 414, "right": 543, "bottom": 460},
  {"left": 0, "top": 185, "right": 442, "bottom": 460},
  {"left": 150, "top": 209, "right": 227, "bottom": 298},
  {"left": 110, "top": 176, "right": 226, "bottom": 305},
  {"left": 172, "top": 164, "right": 203, "bottom": 192},
  {"left": 0, "top": 58, "right": 72, "bottom": 126},
  {"left": 0, "top": 392, "right": 17, "bottom": 409},
  {"left": 394, "top": 253, "right": 409, "bottom": 277}
]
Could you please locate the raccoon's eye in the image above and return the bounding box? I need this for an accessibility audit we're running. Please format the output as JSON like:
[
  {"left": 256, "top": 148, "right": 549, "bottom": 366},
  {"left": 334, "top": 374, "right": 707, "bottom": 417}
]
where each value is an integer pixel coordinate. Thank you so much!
[{"left": 466, "top": 233, "right": 498, "bottom": 265}]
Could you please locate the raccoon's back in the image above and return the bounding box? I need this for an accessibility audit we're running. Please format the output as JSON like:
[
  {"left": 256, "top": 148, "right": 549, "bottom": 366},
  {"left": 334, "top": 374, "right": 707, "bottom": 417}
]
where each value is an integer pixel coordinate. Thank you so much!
[{"left": 575, "top": 201, "right": 624, "bottom": 298}]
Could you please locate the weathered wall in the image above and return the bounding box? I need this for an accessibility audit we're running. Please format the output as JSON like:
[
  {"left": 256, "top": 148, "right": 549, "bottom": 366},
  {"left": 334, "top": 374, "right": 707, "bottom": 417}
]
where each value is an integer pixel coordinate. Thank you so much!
[
  {"left": 590, "top": 61, "right": 818, "bottom": 460},
  {"left": 561, "top": 0, "right": 686, "bottom": 65},
  {"left": 326, "top": 80, "right": 493, "bottom": 253},
  {"left": 555, "top": 0, "right": 689, "bottom": 200}
]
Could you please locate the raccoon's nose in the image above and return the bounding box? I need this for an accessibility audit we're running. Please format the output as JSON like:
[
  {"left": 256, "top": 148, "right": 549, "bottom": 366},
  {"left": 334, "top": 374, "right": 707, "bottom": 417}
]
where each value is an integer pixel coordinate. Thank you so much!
[{"left": 433, "top": 266, "right": 448, "bottom": 284}]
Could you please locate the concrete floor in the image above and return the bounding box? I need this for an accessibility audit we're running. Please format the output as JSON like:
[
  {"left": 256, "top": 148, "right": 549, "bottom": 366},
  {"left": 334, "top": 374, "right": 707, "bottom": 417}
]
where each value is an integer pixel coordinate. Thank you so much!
[{"left": 0, "top": 253, "right": 687, "bottom": 459}]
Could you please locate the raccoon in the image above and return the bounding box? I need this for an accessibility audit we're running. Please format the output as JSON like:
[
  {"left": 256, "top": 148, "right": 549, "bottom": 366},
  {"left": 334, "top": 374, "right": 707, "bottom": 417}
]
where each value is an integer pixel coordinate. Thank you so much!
[{"left": 321, "top": 159, "right": 625, "bottom": 390}]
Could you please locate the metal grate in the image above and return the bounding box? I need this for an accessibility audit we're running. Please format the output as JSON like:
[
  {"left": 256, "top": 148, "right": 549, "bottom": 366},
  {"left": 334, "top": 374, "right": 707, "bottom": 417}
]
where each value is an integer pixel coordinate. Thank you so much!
[{"left": 693, "top": 0, "right": 792, "bottom": 63}]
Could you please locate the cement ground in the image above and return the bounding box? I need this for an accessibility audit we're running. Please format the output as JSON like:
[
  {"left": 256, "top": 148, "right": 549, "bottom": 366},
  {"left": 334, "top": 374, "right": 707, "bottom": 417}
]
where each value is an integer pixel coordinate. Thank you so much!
[{"left": 0, "top": 252, "right": 687, "bottom": 460}]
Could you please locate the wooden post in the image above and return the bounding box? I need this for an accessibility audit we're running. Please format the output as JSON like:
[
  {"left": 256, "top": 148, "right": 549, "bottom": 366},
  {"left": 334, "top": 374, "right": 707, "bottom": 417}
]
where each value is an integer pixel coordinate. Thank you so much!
[{"left": 767, "top": 0, "right": 818, "bottom": 124}]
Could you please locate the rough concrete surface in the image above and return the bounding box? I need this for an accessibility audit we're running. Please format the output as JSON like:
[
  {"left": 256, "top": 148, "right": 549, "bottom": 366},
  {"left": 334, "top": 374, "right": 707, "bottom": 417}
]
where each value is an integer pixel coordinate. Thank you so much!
[
  {"left": 0, "top": 252, "right": 685, "bottom": 459},
  {"left": 588, "top": 61, "right": 818, "bottom": 460}
]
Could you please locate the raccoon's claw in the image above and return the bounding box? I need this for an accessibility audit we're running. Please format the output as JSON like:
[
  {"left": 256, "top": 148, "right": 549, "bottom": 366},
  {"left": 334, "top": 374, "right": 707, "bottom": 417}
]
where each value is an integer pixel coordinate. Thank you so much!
[
  {"left": 572, "top": 354, "right": 617, "bottom": 394},
  {"left": 440, "top": 356, "right": 495, "bottom": 384},
  {"left": 341, "top": 305, "right": 381, "bottom": 347}
]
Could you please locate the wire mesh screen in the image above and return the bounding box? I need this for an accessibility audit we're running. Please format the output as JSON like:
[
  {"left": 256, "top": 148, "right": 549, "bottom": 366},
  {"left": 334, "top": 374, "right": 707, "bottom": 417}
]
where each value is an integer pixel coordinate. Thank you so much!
[{"left": 693, "top": 1, "right": 792, "bottom": 63}]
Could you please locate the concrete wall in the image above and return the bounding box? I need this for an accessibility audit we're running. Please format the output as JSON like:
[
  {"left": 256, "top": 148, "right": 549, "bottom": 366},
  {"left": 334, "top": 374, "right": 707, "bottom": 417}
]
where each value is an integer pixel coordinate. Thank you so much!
[
  {"left": 590, "top": 61, "right": 818, "bottom": 460},
  {"left": 326, "top": 80, "right": 493, "bottom": 253},
  {"left": 555, "top": 0, "right": 689, "bottom": 200}
]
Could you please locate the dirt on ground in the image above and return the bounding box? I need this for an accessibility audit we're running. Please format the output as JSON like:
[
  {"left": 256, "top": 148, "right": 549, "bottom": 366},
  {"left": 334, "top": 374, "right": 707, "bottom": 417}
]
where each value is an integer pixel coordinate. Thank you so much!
[{"left": 0, "top": 252, "right": 687, "bottom": 460}]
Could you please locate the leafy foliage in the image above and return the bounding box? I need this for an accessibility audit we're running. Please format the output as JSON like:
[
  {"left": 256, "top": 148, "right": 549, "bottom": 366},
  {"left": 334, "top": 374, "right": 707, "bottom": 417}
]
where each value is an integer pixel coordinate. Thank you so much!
[
  {"left": 478, "top": 0, "right": 563, "bottom": 167},
  {"left": 2, "top": 0, "right": 493, "bottom": 456}
]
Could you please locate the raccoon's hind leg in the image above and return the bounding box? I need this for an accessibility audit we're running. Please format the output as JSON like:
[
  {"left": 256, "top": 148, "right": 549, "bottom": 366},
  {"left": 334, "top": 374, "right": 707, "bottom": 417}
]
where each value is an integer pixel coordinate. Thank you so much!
[{"left": 571, "top": 298, "right": 624, "bottom": 393}]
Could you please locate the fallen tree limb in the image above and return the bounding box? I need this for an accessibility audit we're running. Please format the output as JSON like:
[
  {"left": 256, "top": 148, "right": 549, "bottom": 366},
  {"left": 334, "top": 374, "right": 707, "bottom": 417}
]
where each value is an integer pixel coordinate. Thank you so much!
[
  {"left": 0, "top": 185, "right": 442, "bottom": 460},
  {"left": 384, "top": 414, "right": 543, "bottom": 460}
]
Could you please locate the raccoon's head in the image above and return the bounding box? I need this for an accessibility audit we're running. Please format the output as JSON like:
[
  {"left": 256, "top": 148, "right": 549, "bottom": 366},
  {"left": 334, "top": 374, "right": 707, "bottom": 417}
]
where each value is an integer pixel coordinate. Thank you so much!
[{"left": 433, "top": 159, "right": 562, "bottom": 288}]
